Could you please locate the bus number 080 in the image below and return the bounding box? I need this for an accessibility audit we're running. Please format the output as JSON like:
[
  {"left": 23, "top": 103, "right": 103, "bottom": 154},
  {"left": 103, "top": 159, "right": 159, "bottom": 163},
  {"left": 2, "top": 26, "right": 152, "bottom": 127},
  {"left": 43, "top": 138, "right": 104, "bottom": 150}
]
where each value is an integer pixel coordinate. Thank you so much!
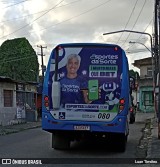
[{"left": 98, "top": 113, "right": 110, "bottom": 119}]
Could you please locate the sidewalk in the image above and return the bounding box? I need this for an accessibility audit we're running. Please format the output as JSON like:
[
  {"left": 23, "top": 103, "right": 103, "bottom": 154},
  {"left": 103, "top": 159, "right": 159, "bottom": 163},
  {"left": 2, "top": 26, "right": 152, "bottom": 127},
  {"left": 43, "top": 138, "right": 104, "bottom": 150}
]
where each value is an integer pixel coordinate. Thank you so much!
[
  {"left": 147, "top": 116, "right": 160, "bottom": 158},
  {"left": 135, "top": 111, "right": 160, "bottom": 159},
  {"left": 0, "top": 120, "right": 41, "bottom": 135}
]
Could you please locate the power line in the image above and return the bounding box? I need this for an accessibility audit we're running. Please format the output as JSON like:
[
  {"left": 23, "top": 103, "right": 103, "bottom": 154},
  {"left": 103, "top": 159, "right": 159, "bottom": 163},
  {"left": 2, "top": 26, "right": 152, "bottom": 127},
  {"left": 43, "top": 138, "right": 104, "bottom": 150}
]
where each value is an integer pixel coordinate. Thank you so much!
[
  {"left": 116, "top": 0, "right": 139, "bottom": 44},
  {"left": 104, "top": 37, "right": 145, "bottom": 44},
  {"left": 0, "top": 48, "right": 143, "bottom": 62},
  {"left": 125, "top": 18, "right": 153, "bottom": 51},
  {"left": 17, "top": 0, "right": 113, "bottom": 38},
  {"left": 1, "top": 0, "right": 32, "bottom": 9},
  {"left": 0, "top": 1, "right": 110, "bottom": 65},
  {"left": 0, "top": 0, "right": 80, "bottom": 24},
  {"left": 0, "top": 46, "right": 36, "bottom": 56},
  {"left": 0, "top": 55, "right": 36, "bottom": 64},
  {"left": 0, "top": 47, "right": 38, "bottom": 65},
  {"left": 121, "top": 0, "right": 147, "bottom": 47},
  {"left": 0, "top": 0, "right": 65, "bottom": 40}
]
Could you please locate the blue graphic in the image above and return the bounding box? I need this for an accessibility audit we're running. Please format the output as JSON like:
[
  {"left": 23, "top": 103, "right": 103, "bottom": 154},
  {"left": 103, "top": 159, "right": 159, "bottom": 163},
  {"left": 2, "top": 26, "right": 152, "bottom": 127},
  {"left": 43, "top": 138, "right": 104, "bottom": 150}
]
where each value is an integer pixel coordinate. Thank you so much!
[
  {"left": 60, "top": 76, "right": 87, "bottom": 107},
  {"left": 48, "top": 44, "right": 123, "bottom": 112}
]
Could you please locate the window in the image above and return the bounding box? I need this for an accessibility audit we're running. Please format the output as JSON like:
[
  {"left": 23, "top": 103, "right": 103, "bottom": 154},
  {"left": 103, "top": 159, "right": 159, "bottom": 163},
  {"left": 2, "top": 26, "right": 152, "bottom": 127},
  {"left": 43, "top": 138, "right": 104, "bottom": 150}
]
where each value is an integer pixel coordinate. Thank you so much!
[
  {"left": 4, "top": 90, "right": 13, "bottom": 107},
  {"left": 147, "top": 67, "right": 152, "bottom": 77},
  {"left": 143, "top": 91, "right": 154, "bottom": 106}
]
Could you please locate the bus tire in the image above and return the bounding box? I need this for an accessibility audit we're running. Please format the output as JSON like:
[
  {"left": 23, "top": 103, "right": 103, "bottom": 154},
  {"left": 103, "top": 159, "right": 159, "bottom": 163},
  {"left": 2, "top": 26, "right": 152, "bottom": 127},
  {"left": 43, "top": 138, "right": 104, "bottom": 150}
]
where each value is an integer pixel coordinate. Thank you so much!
[
  {"left": 112, "top": 133, "right": 127, "bottom": 152},
  {"left": 52, "top": 132, "right": 70, "bottom": 150},
  {"left": 118, "top": 134, "right": 127, "bottom": 152}
]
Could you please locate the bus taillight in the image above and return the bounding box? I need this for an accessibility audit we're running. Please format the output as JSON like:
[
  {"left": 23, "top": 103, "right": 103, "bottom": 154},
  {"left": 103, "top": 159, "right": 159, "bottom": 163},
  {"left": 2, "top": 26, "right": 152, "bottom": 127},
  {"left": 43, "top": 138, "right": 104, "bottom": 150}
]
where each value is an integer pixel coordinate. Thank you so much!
[
  {"left": 119, "top": 99, "right": 125, "bottom": 105},
  {"left": 44, "top": 96, "right": 49, "bottom": 101},
  {"left": 44, "top": 95, "right": 49, "bottom": 110},
  {"left": 119, "top": 98, "right": 125, "bottom": 112},
  {"left": 45, "top": 102, "right": 49, "bottom": 107}
]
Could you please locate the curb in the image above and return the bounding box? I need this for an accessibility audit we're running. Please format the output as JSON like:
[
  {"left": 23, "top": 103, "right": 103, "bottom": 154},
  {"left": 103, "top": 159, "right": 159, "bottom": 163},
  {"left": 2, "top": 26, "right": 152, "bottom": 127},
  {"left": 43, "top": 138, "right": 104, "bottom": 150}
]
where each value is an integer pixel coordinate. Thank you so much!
[
  {"left": 0, "top": 123, "right": 41, "bottom": 136},
  {"left": 146, "top": 118, "right": 154, "bottom": 158},
  {"left": 147, "top": 118, "right": 160, "bottom": 158},
  {"left": 136, "top": 118, "right": 152, "bottom": 158}
]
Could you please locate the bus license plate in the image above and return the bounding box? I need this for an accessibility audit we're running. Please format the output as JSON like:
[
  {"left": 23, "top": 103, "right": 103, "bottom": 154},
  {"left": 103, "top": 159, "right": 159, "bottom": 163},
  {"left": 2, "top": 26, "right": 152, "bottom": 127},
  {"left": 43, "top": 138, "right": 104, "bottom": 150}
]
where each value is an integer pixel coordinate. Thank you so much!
[{"left": 74, "top": 125, "right": 90, "bottom": 131}]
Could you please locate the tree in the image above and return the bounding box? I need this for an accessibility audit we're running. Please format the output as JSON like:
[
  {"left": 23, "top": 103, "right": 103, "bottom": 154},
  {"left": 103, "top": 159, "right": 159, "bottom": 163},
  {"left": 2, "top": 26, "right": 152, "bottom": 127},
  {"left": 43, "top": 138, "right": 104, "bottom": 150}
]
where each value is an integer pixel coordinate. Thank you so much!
[
  {"left": 129, "top": 69, "right": 139, "bottom": 92},
  {"left": 129, "top": 69, "right": 140, "bottom": 80},
  {"left": 0, "top": 38, "right": 39, "bottom": 82}
]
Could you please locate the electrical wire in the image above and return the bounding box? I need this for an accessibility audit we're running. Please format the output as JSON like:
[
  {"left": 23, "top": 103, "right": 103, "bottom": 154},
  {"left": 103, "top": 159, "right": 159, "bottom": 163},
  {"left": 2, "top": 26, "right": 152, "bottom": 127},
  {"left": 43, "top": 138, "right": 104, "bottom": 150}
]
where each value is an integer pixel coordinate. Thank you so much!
[
  {"left": 121, "top": 0, "right": 147, "bottom": 47},
  {"left": 1, "top": 0, "right": 32, "bottom": 9},
  {"left": 0, "top": 0, "right": 65, "bottom": 40},
  {"left": 0, "top": 0, "right": 112, "bottom": 65},
  {"left": 0, "top": 0, "right": 80, "bottom": 24},
  {"left": 125, "top": 18, "right": 153, "bottom": 52},
  {"left": 0, "top": 55, "right": 36, "bottom": 65},
  {"left": 116, "top": 0, "right": 139, "bottom": 44},
  {"left": 15, "top": 0, "right": 112, "bottom": 38}
]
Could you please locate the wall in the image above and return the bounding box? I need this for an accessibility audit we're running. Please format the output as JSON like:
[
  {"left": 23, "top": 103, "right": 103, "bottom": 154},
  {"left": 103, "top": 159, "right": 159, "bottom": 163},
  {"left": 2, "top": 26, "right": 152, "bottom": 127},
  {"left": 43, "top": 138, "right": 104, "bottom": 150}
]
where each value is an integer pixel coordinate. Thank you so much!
[
  {"left": 0, "top": 81, "right": 38, "bottom": 125},
  {"left": 140, "top": 65, "right": 152, "bottom": 78},
  {"left": 139, "top": 86, "right": 154, "bottom": 112},
  {"left": 0, "top": 82, "right": 17, "bottom": 126},
  {"left": 138, "top": 63, "right": 154, "bottom": 112},
  {"left": 132, "top": 91, "right": 139, "bottom": 105}
]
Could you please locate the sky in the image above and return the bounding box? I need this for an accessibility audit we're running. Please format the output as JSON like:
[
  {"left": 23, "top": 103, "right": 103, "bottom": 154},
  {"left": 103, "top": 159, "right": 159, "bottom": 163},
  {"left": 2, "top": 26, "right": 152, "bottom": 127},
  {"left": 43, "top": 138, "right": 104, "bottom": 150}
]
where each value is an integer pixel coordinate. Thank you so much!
[{"left": 0, "top": 0, "right": 155, "bottom": 72}]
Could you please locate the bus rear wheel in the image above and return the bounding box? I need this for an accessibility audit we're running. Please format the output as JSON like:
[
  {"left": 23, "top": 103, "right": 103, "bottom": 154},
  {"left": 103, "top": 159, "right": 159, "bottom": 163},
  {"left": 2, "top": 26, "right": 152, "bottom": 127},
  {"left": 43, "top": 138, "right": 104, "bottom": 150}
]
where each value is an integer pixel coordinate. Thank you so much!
[
  {"left": 117, "top": 133, "right": 127, "bottom": 152},
  {"left": 111, "top": 133, "right": 127, "bottom": 152},
  {"left": 52, "top": 132, "right": 70, "bottom": 150}
]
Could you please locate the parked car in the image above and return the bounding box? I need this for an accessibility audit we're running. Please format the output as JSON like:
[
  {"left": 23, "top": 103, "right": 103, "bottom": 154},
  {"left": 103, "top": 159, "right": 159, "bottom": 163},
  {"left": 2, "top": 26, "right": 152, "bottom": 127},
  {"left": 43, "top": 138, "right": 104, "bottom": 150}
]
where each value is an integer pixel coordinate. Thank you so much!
[{"left": 129, "top": 105, "right": 136, "bottom": 124}]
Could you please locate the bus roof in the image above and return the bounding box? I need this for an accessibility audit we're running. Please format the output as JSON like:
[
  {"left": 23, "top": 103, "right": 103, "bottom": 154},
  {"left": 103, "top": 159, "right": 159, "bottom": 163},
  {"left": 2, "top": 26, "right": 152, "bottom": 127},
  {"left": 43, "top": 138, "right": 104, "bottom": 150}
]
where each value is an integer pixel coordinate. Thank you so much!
[{"left": 55, "top": 43, "right": 123, "bottom": 50}]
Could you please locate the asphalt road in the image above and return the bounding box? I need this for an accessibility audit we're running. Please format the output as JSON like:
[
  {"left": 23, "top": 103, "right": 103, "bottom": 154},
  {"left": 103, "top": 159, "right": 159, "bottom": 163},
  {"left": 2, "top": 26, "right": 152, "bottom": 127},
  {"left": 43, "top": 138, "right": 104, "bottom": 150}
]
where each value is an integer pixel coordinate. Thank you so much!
[{"left": 0, "top": 119, "right": 149, "bottom": 167}]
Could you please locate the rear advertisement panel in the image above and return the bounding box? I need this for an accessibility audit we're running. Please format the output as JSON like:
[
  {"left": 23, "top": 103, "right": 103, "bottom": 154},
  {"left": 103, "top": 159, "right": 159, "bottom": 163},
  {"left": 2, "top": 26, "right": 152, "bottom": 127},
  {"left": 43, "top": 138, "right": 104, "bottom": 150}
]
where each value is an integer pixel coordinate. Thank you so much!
[{"left": 49, "top": 46, "right": 123, "bottom": 122}]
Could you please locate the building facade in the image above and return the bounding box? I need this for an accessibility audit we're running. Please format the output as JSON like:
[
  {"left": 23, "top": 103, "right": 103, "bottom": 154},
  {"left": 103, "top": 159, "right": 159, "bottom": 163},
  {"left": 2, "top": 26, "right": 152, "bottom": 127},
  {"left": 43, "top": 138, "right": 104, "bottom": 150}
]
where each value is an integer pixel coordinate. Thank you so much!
[
  {"left": 133, "top": 57, "right": 154, "bottom": 112},
  {"left": 0, "top": 77, "right": 17, "bottom": 126},
  {"left": 0, "top": 76, "right": 38, "bottom": 126}
]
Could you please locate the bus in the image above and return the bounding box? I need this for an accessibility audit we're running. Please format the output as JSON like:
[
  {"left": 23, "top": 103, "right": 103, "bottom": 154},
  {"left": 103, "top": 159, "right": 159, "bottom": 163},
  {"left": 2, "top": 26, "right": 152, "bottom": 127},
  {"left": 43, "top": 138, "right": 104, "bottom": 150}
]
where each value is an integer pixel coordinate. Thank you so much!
[{"left": 42, "top": 43, "right": 130, "bottom": 152}]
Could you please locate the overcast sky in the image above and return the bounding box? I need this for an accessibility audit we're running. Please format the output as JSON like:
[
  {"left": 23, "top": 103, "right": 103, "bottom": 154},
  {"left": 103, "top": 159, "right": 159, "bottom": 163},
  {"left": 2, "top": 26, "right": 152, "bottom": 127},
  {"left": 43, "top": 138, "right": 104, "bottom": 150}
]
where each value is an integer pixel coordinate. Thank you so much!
[{"left": 0, "top": 0, "right": 154, "bottom": 72}]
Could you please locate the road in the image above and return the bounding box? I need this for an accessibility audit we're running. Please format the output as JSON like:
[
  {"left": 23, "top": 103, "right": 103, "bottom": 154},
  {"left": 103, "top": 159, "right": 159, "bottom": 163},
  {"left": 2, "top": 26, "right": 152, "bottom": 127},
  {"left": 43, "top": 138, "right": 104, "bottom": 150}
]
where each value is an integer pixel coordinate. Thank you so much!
[{"left": 0, "top": 119, "right": 150, "bottom": 167}]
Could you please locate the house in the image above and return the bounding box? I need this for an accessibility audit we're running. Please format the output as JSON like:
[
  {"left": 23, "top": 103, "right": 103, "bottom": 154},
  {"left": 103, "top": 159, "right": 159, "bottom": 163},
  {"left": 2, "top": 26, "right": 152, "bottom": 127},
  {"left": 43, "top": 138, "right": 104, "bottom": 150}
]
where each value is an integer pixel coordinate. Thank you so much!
[
  {"left": 0, "top": 76, "right": 38, "bottom": 126},
  {"left": 0, "top": 76, "right": 17, "bottom": 126},
  {"left": 132, "top": 57, "right": 154, "bottom": 112}
]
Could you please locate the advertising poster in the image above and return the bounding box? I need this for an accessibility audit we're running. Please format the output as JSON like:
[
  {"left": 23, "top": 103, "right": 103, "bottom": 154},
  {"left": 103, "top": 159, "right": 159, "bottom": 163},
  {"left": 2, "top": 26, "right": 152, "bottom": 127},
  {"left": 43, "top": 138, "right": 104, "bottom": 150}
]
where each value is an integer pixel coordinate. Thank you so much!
[{"left": 49, "top": 46, "right": 123, "bottom": 122}]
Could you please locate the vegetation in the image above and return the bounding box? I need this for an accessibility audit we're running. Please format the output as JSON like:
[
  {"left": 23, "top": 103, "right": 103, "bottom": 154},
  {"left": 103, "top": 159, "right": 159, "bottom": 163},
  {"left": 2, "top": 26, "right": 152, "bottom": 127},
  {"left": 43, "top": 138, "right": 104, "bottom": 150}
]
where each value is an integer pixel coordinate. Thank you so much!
[
  {"left": 0, "top": 38, "right": 39, "bottom": 82},
  {"left": 129, "top": 69, "right": 140, "bottom": 80}
]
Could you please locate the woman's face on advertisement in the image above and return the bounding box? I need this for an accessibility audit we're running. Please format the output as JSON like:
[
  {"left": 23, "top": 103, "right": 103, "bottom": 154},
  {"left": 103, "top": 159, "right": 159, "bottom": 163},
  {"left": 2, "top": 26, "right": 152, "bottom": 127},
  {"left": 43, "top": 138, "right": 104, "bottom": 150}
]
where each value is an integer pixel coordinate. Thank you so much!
[{"left": 66, "top": 57, "right": 80, "bottom": 74}]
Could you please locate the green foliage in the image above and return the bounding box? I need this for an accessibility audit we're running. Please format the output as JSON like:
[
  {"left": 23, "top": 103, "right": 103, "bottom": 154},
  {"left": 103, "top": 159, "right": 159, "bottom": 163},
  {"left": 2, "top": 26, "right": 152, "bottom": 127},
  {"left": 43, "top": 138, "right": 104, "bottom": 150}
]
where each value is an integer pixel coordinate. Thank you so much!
[
  {"left": 129, "top": 69, "right": 140, "bottom": 80},
  {"left": 0, "top": 38, "right": 39, "bottom": 82}
]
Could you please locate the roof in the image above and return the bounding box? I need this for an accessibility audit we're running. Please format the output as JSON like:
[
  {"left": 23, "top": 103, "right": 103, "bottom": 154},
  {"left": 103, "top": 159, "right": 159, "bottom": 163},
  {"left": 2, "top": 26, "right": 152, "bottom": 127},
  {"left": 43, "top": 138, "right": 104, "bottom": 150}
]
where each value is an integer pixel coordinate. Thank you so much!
[
  {"left": 132, "top": 57, "right": 153, "bottom": 68},
  {"left": 0, "top": 76, "right": 16, "bottom": 83},
  {"left": 54, "top": 43, "right": 123, "bottom": 50},
  {"left": 0, "top": 76, "right": 39, "bottom": 86}
]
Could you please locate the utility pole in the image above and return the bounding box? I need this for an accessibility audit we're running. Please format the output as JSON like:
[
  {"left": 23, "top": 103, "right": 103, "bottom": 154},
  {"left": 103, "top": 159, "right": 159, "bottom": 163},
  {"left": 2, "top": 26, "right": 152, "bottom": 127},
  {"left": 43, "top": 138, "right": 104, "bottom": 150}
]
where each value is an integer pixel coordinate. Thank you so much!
[
  {"left": 153, "top": 0, "right": 159, "bottom": 121},
  {"left": 158, "top": 0, "right": 160, "bottom": 139},
  {"left": 37, "top": 45, "right": 47, "bottom": 83},
  {"left": 154, "top": 0, "right": 159, "bottom": 77}
]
